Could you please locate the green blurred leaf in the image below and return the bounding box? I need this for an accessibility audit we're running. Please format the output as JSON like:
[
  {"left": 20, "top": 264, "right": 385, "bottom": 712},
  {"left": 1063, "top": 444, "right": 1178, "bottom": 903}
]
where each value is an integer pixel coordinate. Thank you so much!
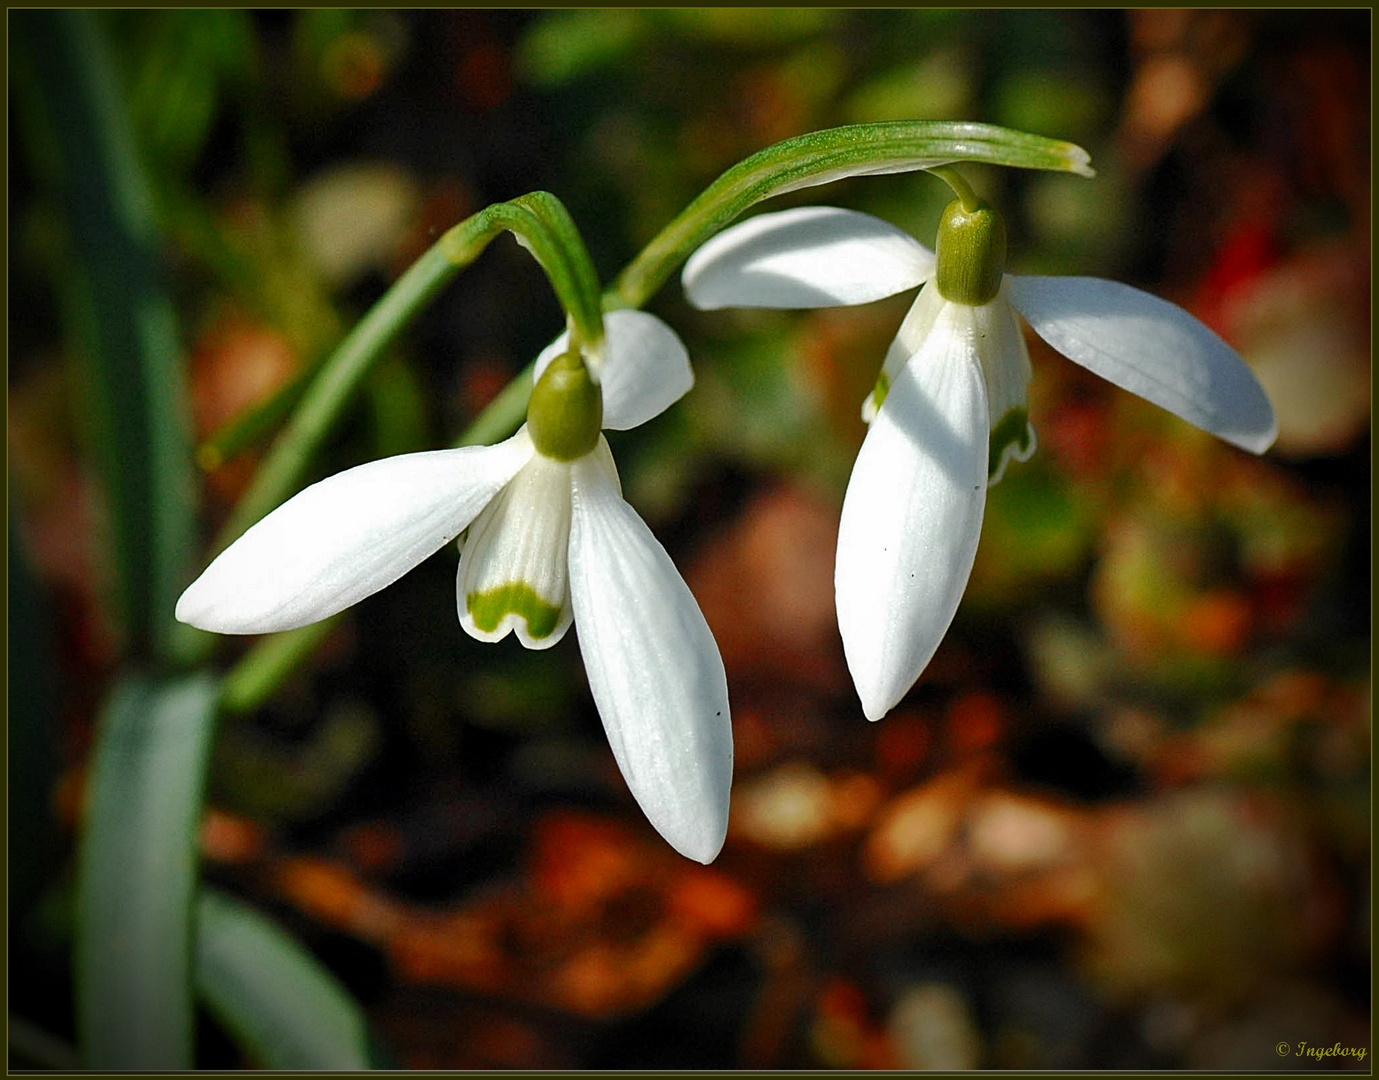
[
  {"left": 368, "top": 355, "right": 431, "bottom": 459},
  {"left": 990, "top": 69, "right": 1112, "bottom": 143},
  {"left": 74, "top": 674, "right": 218, "bottom": 1069},
  {"left": 194, "top": 888, "right": 372, "bottom": 1070},
  {"left": 845, "top": 51, "right": 976, "bottom": 123},
  {"left": 517, "top": 9, "right": 645, "bottom": 85},
  {"left": 968, "top": 465, "right": 1095, "bottom": 606},
  {"left": 211, "top": 700, "right": 381, "bottom": 825},
  {"left": 116, "top": 10, "right": 258, "bottom": 177},
  {"left": 652, "top": 8, "right": 839, "bottom": 46},
  {"left": 11, "top": 11, "right": 197, "bottom": 665}
]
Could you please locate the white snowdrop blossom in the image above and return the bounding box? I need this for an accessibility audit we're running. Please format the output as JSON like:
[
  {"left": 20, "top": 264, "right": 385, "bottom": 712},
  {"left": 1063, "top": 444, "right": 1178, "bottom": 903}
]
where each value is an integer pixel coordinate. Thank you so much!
[
  {"left": 683, "top": 201, "right": 1277, "bottom": 722},
  {"left": 177, "top": 310, "right": 732, "bottom": 863}
]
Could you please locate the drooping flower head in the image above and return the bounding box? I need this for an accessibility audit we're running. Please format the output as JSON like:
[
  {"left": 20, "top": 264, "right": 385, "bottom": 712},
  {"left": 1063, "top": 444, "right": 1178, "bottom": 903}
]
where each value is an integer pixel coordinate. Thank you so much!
[
  {"left": 177, "top": 311, "right": 733, "bottom": 863},
  {"left": 683, "top": 179, "right": 1276, "bottom": 722}
]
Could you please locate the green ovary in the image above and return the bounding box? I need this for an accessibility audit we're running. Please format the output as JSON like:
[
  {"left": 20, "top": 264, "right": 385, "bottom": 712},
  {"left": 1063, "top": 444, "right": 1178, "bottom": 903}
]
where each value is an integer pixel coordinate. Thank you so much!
[{"left": 466, "top": 583, "right": 563, "bottom": 640}]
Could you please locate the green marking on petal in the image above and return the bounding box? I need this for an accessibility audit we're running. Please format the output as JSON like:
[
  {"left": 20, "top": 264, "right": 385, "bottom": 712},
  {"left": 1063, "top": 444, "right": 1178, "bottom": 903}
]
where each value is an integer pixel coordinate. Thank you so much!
[
  {"left": 989, "top": 407, "right": 1034, "bottom": 480},
  {"left": 869, "top": 369, "right": 890, "bottom": 414},
  {"left": 466, "top": 583, "right": 563, "bottom": 640}
]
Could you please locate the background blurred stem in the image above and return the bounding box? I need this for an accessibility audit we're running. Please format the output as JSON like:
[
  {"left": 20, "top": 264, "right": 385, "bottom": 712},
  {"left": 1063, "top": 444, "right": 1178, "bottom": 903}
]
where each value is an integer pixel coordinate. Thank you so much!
[
  {"left": 218, "top": 616, "right": 343, "bottom": 715},
  {"left": 11, "top": 9, "right": 198, "bottom": 667}
]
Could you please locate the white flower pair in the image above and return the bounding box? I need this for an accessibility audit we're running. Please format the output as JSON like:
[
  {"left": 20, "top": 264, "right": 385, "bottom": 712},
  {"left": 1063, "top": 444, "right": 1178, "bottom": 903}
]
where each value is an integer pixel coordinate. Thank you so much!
[{"left": 180, "top": 191, "right": 1277, "bottom": 864}]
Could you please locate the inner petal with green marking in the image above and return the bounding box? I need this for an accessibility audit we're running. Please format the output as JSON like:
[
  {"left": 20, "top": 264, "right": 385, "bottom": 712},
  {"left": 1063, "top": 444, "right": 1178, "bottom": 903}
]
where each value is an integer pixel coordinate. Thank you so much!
[
  {"left": 457, "top": 451, "right": 575, "bottom": 649},
  {"left": 988, "top": 406, "right": 1037, "bottom": 483},
  {"left": 969, "top": 288, "right": 1035, "bottom": 484}
]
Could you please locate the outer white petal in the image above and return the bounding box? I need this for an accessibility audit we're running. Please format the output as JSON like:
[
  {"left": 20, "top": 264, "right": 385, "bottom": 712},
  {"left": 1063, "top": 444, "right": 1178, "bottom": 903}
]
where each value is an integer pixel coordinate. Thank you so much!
[
  {"left": 862, "top": 282, "right": 946, "bottom": 422},
  {"left": 534, "top": 310, "right": 694, "bottom": 430},
  {"left": 682, "top": 206, "right": 934, "bottom": 310},
  {"left": 568, "top": 442, "right": 732, "bottom": 863},
  {"left": 836, "top": 308, "right": 991, "bottom": 722},
  {"left": 1005, "top": 275, "right": 1278, "bottom": 453},
  {"left": 176, "top": 432, "right": 534, "bottom": 633}
]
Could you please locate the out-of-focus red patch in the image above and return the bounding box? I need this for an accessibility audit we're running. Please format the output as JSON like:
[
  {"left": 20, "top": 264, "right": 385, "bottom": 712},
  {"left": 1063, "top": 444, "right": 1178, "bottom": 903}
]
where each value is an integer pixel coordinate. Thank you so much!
[
  {"left": 456, "top": 43, "right": 511, "bottom": 111},
  {"left": 873, "top": 711, "right": 932, "bottom": 784},
  {"left": 1181, "top": 589, "right": 1253, "bottom": 655},
  {"left": 531, "top": 812, "right": 640, "bottom": 917},
  {"left": 685, "top": 484, "right": 847, "bottom": 692},
  {"left": 945, "top": 692, "right": 1005, "bottom": 758},
  {"left": 459, "top": 353, "right": 519, "bottom": 420},
  {"left": 274, "top": 856, "right": 402, "bottom": 940},
  {"left": 341, "top": 821, "right": 406, "bottom": 873},
  {"left": 200, "top": 808, "right": 265, "bottom": 865},
  {"left": 669, "top": 867, "right": 759, "bottom": 936},
  {"left": 189, "top": 311, "right": 300, "bottom": 440}
]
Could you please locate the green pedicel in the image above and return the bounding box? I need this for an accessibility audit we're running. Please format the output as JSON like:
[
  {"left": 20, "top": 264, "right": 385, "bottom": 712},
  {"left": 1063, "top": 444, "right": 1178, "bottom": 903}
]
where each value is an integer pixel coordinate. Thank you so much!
[
  {"left": 466, "top": 582, "right": 563, "bottom": 640},
  {"left": 527, "top": 349, "right": 602, "bottom": 461}
]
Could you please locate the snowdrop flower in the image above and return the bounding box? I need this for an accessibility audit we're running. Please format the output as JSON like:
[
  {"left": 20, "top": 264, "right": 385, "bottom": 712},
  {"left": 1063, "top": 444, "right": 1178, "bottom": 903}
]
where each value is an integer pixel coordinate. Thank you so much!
[
  {"left": 683, "top": 189, "right": 1276, "bottom": 722},
  {"left": 177, "top": 310, "right": 732, "bottom": 862}
]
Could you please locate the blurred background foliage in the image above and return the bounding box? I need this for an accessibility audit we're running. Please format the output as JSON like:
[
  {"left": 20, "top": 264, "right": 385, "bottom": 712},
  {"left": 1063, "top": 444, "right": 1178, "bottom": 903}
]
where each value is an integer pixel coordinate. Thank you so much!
[{"left": 9, "top": 8, "right": 1370, "bottom": 1070}]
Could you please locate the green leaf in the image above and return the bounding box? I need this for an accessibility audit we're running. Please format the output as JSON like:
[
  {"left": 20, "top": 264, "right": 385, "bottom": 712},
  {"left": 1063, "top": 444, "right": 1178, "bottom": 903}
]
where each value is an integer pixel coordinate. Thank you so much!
[
  {"left": 11, "top": 11, "right": 197, "bottom": 666},
  {"left": 194, "top": 888, "right": 372, "bottom": 1070},
  {"left": 74, "top": 674, "right": 219, "bottom": 1069}
]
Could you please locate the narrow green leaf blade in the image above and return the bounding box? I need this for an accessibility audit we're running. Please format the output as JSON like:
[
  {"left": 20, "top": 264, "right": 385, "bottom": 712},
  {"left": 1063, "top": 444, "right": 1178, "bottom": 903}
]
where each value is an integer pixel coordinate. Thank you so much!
[
  {"left": 11, "top": 10, "right": 198, "bottom": 665},
  {"left": 194, "top": 888, "right": 371, "bottom": 1070},
  {"left": 74, "top": 674, "right": 218, "bottom": 1069}
]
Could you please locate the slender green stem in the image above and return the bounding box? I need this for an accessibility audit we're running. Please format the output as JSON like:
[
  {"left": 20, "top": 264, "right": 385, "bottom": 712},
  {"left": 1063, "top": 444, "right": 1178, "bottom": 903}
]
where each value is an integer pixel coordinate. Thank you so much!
[
  {"left": 609, "top": 120, "right": 1093, "bottom": 309},
  {"left": 927, "top": 165, "right": 981, "bottom": 212},
  {"left": 212, "top": 192, "right": 602, "bottom": 557}
]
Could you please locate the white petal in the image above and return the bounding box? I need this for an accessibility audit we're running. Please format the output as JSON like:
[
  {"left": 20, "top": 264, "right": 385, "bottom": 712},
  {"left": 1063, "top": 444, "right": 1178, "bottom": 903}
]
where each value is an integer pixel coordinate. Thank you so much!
[
  {"left": 567, "top": 442, "right": 732, "bottom": 863},
  {"left": 456, "top": 451, "right": 575, "bottom": 650},
  {"left": 836, "top": 307, "right": 990, "bottom": 721},
  {"left": 1005, "top": 275, "right": 1278, "bottom": 453},
  {"left": 534, "top": 310, "right": 694, "bottom": 430},
  {"left": 974, "top": 288, "right": 1036, "bottom": 484},
  {"left": 682, "top": 206, "right": 934, "bottom": 310},
  {"left": 176, "top": 432, "right": 534, "bottom": 634},
  {"left": 862, "top": 283, "right": 946, "bottom": 423}
]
